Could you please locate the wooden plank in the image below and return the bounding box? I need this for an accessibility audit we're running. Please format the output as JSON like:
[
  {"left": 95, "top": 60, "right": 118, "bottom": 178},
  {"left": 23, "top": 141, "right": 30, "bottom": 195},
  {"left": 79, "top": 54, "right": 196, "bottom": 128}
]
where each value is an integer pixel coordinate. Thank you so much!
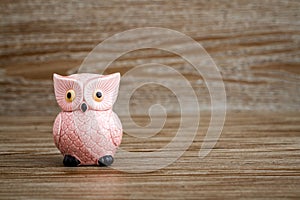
[
  {"left": 0, "top": 112, "right": 299, "bottom": 199},
  {"left": 0, "top": 1, "right": 300, "bottom": 198},
  {"left": 0, "top": 0, "right": 300, "bottom": 116}
]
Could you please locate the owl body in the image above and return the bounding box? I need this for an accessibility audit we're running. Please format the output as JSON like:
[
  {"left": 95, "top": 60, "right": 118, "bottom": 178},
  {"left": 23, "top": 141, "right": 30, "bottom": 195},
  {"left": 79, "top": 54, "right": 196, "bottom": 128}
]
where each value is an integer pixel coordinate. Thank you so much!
[{"left": 53, "top": 73, "right": 122, "bottom": 167}]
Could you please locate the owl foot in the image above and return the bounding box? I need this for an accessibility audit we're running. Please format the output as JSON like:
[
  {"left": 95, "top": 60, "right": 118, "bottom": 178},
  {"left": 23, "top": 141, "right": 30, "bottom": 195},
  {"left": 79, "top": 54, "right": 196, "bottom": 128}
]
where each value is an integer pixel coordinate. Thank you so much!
[
  {"left": 63, "top": 155, "right": 80, "bottom": 167},
  {"left": 98, "top": 155, "right": 114, "bottom": 167}
]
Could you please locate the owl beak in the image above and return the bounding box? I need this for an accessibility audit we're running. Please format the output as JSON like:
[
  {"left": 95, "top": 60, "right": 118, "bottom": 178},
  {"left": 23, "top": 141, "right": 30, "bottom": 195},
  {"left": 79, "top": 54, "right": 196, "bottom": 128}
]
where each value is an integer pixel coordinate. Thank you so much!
[{"left": 80, "top": 103, "right": 87, "bottom": 112}]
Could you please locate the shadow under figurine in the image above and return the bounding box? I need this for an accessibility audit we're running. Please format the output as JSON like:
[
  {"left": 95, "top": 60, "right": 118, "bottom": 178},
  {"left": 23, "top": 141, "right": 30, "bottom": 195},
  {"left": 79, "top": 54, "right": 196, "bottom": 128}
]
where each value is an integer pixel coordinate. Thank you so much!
[{"left": 52, "top": 73, "right": 123, "bottom": 167}]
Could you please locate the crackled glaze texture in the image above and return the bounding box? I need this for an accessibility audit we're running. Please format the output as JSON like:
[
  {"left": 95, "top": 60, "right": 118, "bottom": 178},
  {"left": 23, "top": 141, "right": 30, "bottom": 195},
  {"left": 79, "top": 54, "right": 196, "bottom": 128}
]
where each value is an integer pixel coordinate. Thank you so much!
[{"left": 53, "top": 73, "right": 122, "bottom": 165}]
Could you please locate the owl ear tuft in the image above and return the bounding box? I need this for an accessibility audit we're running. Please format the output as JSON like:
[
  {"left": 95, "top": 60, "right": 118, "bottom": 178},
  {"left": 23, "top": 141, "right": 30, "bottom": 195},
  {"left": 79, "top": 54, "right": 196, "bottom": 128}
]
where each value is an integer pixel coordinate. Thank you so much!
[
  {"left": 101, "top": 73, "right": 121, "bottom": 98},
  {"left": 102, "top": 72, "right": 120, "bottom": 84},
  {"left": 100, "top": 72, "right": 121, "bottom": 102},
  {"left": 53, "top": 73, "right": 60, "bottom": 78},
  {"left": 53, "top": 73, "right": 71, "bottom": 82}
]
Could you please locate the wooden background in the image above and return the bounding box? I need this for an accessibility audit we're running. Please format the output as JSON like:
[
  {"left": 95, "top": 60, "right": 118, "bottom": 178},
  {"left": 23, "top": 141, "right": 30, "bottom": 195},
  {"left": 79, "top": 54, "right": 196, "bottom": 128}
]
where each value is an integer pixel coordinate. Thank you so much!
[{"left": 0, "top": 0, "right": 300, "bottom": 199}]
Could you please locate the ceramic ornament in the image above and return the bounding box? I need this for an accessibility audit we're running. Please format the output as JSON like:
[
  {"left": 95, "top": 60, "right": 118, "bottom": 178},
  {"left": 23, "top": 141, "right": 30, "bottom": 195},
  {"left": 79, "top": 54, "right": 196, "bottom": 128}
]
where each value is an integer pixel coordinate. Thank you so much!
[{"left": 52, "top": 73, "right": 123, "bottom": 167}]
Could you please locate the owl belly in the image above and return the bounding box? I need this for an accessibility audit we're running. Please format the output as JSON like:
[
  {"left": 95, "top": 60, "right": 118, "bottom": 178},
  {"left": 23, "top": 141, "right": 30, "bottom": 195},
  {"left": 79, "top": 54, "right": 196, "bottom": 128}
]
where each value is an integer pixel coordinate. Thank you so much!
[{"left": 58, "top": 111, "right": 116, "bottom": 165}]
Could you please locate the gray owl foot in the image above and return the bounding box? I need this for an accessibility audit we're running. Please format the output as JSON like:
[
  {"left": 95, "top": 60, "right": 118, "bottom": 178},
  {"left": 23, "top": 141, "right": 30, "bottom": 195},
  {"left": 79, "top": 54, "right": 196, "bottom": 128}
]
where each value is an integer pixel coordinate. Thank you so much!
[
  {"left": 98, "top": 155, "right": 114, "bottom": 167},
  {"left": 63, "top": 155, "right": 80, "bottom": 167}
]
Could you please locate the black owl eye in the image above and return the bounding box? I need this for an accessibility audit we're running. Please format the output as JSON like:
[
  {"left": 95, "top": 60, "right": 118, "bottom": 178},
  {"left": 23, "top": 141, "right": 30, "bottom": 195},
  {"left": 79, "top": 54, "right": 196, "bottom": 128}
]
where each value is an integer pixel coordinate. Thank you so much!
[
  {"left": 93, "top": 90, "right": 103, "bottom": 102},
  {"left": 96, "top": 92, "right": 102, "bottom": 98},
  {"left": 65, "top": 89, "right": 76, "bottom": 102}
]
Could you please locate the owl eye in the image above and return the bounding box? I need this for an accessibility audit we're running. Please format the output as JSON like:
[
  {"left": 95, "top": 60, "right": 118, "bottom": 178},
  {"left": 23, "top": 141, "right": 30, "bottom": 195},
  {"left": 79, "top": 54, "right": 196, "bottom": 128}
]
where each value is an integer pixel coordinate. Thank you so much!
[
  {"left": 65, "top": 89, "right": 76, "bottom": 102},
  {"left": 93, "top": 90, "right": 103, "bottom": 102}
]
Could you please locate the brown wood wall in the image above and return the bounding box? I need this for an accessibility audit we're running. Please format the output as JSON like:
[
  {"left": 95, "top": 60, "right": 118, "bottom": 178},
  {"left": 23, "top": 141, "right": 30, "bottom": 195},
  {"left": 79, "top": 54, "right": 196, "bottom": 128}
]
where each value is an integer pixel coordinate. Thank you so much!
[
  {"left": 1, "top": 1, "right": 300, "bottom": 199},
  {"left": 0, "top": 0, "right": 299, "bottom": 116}
]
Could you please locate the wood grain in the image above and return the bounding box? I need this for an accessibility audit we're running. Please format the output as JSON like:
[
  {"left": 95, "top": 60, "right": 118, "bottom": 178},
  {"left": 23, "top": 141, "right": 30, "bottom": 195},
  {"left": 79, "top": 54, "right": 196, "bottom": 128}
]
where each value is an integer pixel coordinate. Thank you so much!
[
  {"left": 0, "top": 1, "right": 300, "bottom": 199},
  {"left": 0, "top": 112, "right": 300, "bottom": 199},
  {"left": 0, "top": 0, "right": 300, "bottom": 115}
]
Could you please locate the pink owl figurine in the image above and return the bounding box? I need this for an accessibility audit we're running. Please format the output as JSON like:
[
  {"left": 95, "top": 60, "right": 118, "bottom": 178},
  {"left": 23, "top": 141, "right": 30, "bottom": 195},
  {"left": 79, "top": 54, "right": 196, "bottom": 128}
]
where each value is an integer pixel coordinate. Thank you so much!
[{"left": 52, "top": 73, "right": 123, "bottom": 167}]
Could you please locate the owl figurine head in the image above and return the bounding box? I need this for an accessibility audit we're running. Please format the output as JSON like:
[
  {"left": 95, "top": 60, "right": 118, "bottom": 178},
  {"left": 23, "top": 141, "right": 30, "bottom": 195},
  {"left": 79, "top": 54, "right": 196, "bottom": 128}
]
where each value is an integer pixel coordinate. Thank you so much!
[{"left": 53, "top": 73, "right": 120, "bottom": 113}]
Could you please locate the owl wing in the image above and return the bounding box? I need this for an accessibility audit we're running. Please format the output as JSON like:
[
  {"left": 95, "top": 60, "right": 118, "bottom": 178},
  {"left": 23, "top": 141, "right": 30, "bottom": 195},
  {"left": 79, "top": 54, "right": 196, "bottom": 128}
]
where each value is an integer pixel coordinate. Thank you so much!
[
  {"left": 109, "top": 112, "right": 123, "bottom": 147},
  {"left": 53, "top": 113, "right": 62, "bottom": 148}
]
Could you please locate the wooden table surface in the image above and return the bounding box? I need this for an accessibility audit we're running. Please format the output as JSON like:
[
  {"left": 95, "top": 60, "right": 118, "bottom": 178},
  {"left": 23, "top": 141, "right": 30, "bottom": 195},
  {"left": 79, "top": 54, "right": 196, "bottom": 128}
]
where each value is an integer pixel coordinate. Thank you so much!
[
  {"left": 1, "top": 0, "right": 300, "bottom": 199},
  {"left": 1, "top": 112, "right": 299, "bottom": 199}
]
